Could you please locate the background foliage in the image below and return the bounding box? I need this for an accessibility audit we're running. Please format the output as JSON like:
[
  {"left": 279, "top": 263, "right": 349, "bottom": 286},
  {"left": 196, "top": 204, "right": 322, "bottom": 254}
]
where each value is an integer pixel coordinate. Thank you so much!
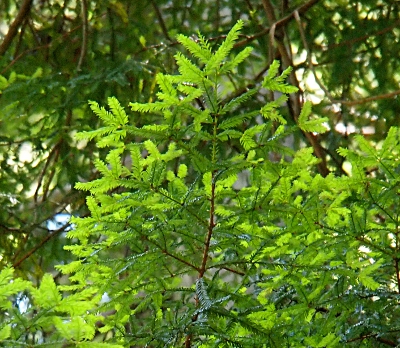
[{"left": 1, "top": 0, "right": 400, "bottom": 347}]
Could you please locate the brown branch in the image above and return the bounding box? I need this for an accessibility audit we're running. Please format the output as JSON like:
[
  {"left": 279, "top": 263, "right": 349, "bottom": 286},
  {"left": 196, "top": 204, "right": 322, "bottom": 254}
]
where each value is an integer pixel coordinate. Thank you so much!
[
  {"left": 185, "top": 174, "right": 217, "bottom": 347},
  {"left": 294, "top": 10, "right": 400, "bottom": 108},
  {"left": 332, "top": 90, "right": 400, "bottom": 106},
  {"left": 34, "top": 140, "right": 62, "bottom": 202},
  {"left": 346, "top": 333, "right": 396, "bottom": 346},
  {"left": 324, "top": 20, "right": 400, "bottom": 50},
  {"left": 199, "top": 177, "right": 216, "bottom": 279},
  {"left": 134, "top": 0, "right": 321, "bottom": 56},
  {"left": 12, "top": 221, "right": 70, "bottom": 269},
  {"left": 77, "top": 0, "right": 88, "bottom": 71},
  {"left": 0, "top": 0, "right": 33, "bottom": 56},
  {"left": 395, "top": 258, "right": 400, "bottom": 294},
  {"left": 151, "top": 0, "right": 171, "bottom": 42},
  {"left": 35, "top": 110, "right": 73, "bottom": 202},
  {"left": 161, "top": 249, "right": 200, "bottom": 272},
  {"left": 1, "top": 25, "right": 81, "bottom": 75},
  {"left": 294, "top": 10, "right": 334, "bottom": 102},
  {"left": 235, "top": 0, "right": 321, "bottom": 48},
  {"left": 261, "top": 0, "right": 329, "bottom": 176},
  {"left": 221, "top": 266, "right": 245, "bottom": 276}
]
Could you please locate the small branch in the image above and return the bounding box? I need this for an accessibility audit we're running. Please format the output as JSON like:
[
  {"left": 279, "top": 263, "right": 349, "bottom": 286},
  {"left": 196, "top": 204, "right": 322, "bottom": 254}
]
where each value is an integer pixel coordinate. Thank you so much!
[
  {"left": 221, "top": 266, "right": 245, "bottom": 276},
  {"left": 323, "top": 20, "right": 400, "bottom": 51},
  {"left": 34, "top": 141, "right": 62, "bottom": 202},
  {"left": 12, "top": 222, "right": 70, "bottom": 269},
  {"left": 234, "top": 0, "right": 321, "bottom": 48},
  {"left": 161, "top": 249, "right": 200, "bottom": 272},
  {"left": 332, "top": 90, "right": 400, "bottom": 106},
  {"left": 151, "top": 0, "right": 171, "bottom": 42},
  {"left": 134, "top": 0, "right": 321, "bottom": 57},
  {"left": 346, "top": 333, "right": 396, "bottom": 346},
  {"left": 294, "top": 10, "right": 334, "bottom": 101},
  {"left": 294, "top": 11, "right": 400, "bottom": 107},
  {"left": 261, "top": 0, "right": 329, "bottom": 177},
  {"left": 13, "top": 16, "right": 29, "bottom": 58},
  {"left": 185, "top": 174, "right": 217, "bottom": 347},
  {"left": 1, "top": 25, "right": 81, "bottom": 75},
  {"left": 199, "top": 177, "right": 216, "bottom": 278},
  {"left": 0, "top": 0, "right": 33, "bottom": 56},
  {"left": 77, "top": 0, "right": 88, "bottom": 71},
  {"left": 395, "top": 258, "right": 400, "bottom": 294},
  {"left": 107, "top": 7, "right": 116, "bottom": 61}
]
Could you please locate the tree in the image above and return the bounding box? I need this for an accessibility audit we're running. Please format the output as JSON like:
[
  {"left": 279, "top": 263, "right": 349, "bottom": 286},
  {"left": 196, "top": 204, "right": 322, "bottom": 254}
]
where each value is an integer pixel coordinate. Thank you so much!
[{"left": 1, "top": 1, "right": 400, "bottom": 346}]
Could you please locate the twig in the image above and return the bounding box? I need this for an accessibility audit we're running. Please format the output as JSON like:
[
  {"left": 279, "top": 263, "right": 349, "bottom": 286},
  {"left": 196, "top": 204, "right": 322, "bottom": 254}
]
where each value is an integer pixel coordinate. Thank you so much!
[
  {"left": 294, "top": 11, "right": 400, "bottom": 107},
  {"left": 199, "top": 177, "right": 216, "bottom": 279},
  {"left": 151, "top": 0, "right": 171, "bottom": 42},
  {"left": 0, "top": 0, "right": 33, "bottom": 56},
  {"left": 12, "top": 221, "right": 71, "bottom": 269},
  {"left": 185, "top": 174, "right": 217, "bottom": 347},
  {"left": 261, "top": 0, "right": 329, "bottom": 177},
  {"left": 221, "top": 266, "right": 245, "bottom": 276},
  {"left": 323, "top": 20, "right": 400, "bottom": 51},
  {"left": 77, "top": 0, "right": 88, "bottom": 71},
  {"left": 34, "top": 141, "right": 61, "bottom": 203},
  {"left": 134, "top": 0, "right": 321, "bottom": 57},
  {"left": 1, "top": 25, "right": 81, "bottom": 75},
  {"left": 294, "top": 10, "right": 335, "bottom": 102},
  {"left": 161, "top": 249, "right": 200, "bottom": 272},
  {"left": 394, "top": 258, "right": 400, "bottom": 294},
  {"left": 332, "top": 90, "right": 400, "bottom": 106},
  {"left": 234, "top": 0, "right": 321, "bottom": 48},
  {"left": 107, "top": 7, "right": 116, "bottom": 61},
  {"left": 346, "top": 332, "right": 396, "bottom": 346}
]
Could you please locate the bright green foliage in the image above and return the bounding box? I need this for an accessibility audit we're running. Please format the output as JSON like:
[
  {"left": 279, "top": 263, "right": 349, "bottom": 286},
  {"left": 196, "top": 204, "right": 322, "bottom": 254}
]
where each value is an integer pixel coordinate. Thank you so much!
[
  {"left": 46, "top": 21, "right": 400, "bottom": 347},
  {"left": 2, "top": 20, "right": 400, "bottom": 348},
  {"left": 0, "top": 268, "right": 111, "bottom": 347}
]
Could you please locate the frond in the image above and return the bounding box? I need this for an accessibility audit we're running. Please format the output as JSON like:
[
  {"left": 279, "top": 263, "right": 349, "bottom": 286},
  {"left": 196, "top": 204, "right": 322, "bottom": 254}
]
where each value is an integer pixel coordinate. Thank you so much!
[
  {"left": 175, "top": 52, "right": 205, "bottom": 85},
  {"left": 298, "top": 101, "right": 328, "bottom": 133},
  {"left": 262, "top": 60, "right": 298, "bottom": 94},
  {"left": 221, "top": 88, "right": 258, "bottom": 114},
  {"left": 205, "top": 20, "right": 244, "bottom": 73},
  {"left": 219, "top": 110, "right": 259, "bottom": 130},
  {"left": 177, "top": 34, "right": 212, "bottom": 64},
  {"left": 108, "top": 96, "right": 128, "bottom": 126},
  {"left": 219, "top": 47, "right": 253, "bottom": 75}
]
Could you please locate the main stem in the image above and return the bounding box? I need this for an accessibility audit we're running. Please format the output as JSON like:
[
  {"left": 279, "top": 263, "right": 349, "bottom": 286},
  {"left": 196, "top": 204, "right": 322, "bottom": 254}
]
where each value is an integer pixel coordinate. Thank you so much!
[{"left": 185, "top": 114, "right": 218, "bottom": 347}]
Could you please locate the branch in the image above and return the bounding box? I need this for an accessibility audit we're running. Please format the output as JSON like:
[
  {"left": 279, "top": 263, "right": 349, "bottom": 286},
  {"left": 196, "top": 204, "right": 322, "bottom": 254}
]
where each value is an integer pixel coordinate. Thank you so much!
[
  {"left": 294, "top": 10, "right": 335, "bottom": 101},
  {"left": 151, "top": 0, "right": 171, "bottom": 41},
  {"left": 34, "top": 140, "right": 62, "bottom": 203},
  {"left": 260, "top": 0, "right": 329, "bottom": 177},
  {"left": 332, "top": 90, "right": 400, "bottom": 106},
  {"left": 12, "top": 221, "right": 70, "bottom": 269},
  {"left": 394, "top": 258, "right": 400, "bottom": 294},
  {"left": 294, "top": 11, "right": 400, "bottom": 107},
  {"left": 324, "top": 20, "right": 400, "bottom": 50},
  {"left": 185, "top": 173, "right": 217, "bottom": 347},
  {"left": 0, "top": 0, "right": 33, "bottom": 56},
  {"left": 199, "top": 176, "right": 216, "bottom": 278},
  {"left": 134, "top": 0, "right": 321, "bottom": 56},
  {"left": 161, "top": 249, "right": 200, "bottom": 272},
  {"left": 1, "top": 25, "right": 81, "bottom": 75},
  {"left": 346, "top": 333, "right": 396, "bottom": 346},
  {"left": 77, "top": 0, "right": 88, "bottom": 71},
  {"left": 234, "top": 0, "right": 321, "bottom": 48}
]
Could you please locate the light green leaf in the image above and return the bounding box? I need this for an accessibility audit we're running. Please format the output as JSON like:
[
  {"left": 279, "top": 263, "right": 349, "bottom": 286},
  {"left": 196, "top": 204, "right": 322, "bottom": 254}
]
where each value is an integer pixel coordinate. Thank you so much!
[{"left": 31, "top": 273, "right": 61, "bottom": 309}]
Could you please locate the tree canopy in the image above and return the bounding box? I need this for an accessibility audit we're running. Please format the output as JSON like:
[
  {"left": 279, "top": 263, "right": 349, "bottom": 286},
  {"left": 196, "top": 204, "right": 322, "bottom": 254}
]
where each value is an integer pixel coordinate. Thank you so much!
[{"left": 1, "top": 1, "right": 400, "bottom": 347}]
